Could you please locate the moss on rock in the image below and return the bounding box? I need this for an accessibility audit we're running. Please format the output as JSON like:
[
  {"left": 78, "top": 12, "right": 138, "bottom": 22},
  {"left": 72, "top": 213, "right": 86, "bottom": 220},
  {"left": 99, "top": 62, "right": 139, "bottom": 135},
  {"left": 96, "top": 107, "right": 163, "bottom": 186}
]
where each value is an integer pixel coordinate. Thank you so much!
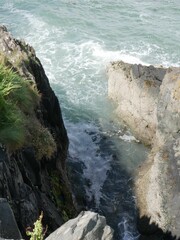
[{"left": 51, "top": 170, "right": 76, "bottom": 221}]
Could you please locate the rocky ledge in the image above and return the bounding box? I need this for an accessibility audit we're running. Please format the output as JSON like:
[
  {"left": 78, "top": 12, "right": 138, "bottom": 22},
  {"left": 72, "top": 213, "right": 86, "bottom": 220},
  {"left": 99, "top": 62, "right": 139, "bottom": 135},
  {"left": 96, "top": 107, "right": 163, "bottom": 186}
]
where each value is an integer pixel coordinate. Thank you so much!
[
  {"left": 0, "top": 25, "right": 76, "bottom": 238},
  {"left": 107, "top": 61, "right": 180, "bottom": 239},
  {"left": 46, "top": 211, "right": 114, "bottom": 240}
]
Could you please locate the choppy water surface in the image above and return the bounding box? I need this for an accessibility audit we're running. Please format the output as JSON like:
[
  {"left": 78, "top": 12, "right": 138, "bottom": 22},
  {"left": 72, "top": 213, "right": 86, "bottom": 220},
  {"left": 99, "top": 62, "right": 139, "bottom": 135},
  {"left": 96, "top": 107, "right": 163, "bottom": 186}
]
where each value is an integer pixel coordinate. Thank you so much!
[{"left": 0, "top": 0, "right": 179, "bottom": 239}]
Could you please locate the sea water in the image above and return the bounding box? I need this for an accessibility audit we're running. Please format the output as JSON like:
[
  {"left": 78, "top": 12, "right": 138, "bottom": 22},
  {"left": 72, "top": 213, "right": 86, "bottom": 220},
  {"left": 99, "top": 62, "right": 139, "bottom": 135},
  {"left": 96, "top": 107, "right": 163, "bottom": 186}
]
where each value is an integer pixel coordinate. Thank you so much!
[{"left": 0, "top": 0, "right": 179, "bottom": 239}]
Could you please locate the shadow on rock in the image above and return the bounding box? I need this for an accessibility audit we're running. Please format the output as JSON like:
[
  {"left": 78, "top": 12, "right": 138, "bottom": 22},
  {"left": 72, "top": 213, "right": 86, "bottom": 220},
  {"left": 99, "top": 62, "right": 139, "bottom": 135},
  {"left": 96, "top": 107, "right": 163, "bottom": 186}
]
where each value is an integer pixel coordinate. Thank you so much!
[{"left": 137, "top": 215, "right": 180, "bottom": 240}]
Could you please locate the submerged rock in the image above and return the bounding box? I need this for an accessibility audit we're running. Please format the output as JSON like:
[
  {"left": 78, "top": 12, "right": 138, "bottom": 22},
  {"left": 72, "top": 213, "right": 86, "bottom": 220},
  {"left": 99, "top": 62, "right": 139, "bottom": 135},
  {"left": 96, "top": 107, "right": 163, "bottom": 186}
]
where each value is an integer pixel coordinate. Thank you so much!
[
  {"left": 46, "top": 211, "right": 114, "bottom": 240},
  {"left": 0, "top": 25, "right": 76, "bottom": 237},
  {"left": 107, "top": 61, "right": 180, "bottom": 238}
]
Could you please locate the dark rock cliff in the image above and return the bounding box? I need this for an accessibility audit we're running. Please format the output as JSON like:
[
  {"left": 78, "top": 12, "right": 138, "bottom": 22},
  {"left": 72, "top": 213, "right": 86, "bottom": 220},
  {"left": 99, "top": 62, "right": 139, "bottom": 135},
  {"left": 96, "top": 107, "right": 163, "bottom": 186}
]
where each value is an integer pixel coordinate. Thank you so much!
[{"left": 0, "top": 26, "right": 76, "bottom": 237}]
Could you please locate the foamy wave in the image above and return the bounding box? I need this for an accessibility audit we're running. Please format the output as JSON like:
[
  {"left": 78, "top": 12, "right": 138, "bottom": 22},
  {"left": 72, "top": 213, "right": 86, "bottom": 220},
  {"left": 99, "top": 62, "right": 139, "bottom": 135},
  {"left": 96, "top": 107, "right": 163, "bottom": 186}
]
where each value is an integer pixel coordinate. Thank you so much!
[
  {"left": 66, "top": 120, "right": 111, "bottom": 207},
  {"left": 100, "top": 126, "right": 139, "bottom": 143},
  {"left": 61, "top": 40, "right": 148, "bottom": 68},
  {"left": 121, "top": 41, "right": 180, "bottom": 67},
  {"left": 61, "top": 40, "right": 169, "bottom": 82},
  {"left": 118, "top": 216, "right": 139, "bottom": 240},
  {"left": 53, "top": 40, "right": 150, "bottom": 110},
  {"left": 119, "top": 134, "right": 139, "bottom": 143},
  {"left": 2, "top": 2, "right": 65, "bottom": 76},
  {"left": 61, "top": 40, "right": 148, "bottom": 71},
  {"left": 92, "top": 44, "right": 148, "bottom": 65}
]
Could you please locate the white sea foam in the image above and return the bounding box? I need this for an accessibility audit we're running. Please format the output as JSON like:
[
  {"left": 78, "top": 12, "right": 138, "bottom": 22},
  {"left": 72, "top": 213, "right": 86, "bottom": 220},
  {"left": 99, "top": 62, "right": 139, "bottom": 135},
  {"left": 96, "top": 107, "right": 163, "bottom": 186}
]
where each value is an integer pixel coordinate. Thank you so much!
[
  {"left": 49, "top": 39, "right": 151, "bottom": 111},
  {"left": 60, "top": 40, "right": 148, "bottom": 72},
  {"left": 119, "top": 134, "right": 139, "bottom": 143},
  {"left": 92, "top": 44, "right": 148, "bottom": 65},
  {"left": 66, "top": 120, "right": 112, "bottom": 207},
  {"left": 118, "top": 216, "right": 139, "bottom": 240}
]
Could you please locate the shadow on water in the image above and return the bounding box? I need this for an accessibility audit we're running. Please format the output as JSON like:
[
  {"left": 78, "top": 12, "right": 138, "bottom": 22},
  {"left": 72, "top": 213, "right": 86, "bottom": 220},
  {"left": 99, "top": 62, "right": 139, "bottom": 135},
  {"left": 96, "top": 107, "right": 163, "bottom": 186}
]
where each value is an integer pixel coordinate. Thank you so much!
[
  {"left": 137, "top": 215, "right": 180, "bottom": 240},
  {"left": 67, "top": 118, "right": 147, "bottom": 240},
  {"left": 95, "top": 134, "right": 139, "bottom": 240},
  {"left": 67, "top": 117, "right": 180, "bottom": 240}
]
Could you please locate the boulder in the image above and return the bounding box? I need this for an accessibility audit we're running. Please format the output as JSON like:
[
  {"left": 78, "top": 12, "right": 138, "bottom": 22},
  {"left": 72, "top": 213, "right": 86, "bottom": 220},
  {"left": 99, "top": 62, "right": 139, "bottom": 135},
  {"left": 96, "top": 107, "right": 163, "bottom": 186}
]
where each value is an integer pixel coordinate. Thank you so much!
[{"left": 46, "top": 211, "right": 114, "bottom": 240}]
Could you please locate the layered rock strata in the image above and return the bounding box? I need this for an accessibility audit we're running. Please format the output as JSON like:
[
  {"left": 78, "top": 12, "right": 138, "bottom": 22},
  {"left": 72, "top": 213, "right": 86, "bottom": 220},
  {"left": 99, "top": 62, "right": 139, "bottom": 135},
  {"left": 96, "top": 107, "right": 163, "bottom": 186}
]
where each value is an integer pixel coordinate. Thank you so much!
[
  {"left": 107, "top": 61, "right": 180, "bottom": 238},
  {"left": 0, "top": 26, "right": 76, "bottom": 237}
]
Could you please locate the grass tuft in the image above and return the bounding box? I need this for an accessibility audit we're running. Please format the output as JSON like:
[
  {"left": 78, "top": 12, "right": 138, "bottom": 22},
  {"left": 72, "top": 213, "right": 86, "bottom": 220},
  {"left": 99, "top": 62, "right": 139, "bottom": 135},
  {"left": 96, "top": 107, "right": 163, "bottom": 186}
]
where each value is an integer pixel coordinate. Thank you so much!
[
  {"left": 0, "top": 64, "right": 39, "bottom": 149},
  {"left": 0, "top": 63, "right": 56, "bottom": 159},
  {"left": 28, "top": 118, "right": 57, "bottom": 160}
]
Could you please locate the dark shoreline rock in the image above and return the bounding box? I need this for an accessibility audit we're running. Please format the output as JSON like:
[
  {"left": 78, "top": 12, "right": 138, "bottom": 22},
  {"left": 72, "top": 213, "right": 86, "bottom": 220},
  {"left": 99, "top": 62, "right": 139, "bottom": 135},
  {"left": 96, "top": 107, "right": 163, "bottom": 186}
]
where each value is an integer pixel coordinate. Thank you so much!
[
  {"left": 0, "top": 25, "right": 76, "bottom": 237},
  {"left": 0, "top": 198, "right": 22, "bottom": 239}
]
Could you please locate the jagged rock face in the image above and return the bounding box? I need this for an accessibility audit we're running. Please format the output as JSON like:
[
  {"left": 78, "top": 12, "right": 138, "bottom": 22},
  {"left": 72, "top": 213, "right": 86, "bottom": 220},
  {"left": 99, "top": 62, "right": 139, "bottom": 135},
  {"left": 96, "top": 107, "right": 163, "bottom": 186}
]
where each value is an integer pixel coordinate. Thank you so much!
[
  {"left": 136, "top": 68, "right": 180, "bottom": 238},
  {"left": 107, "top": 61, "right": 180, "bottom": 238},
  {"left": 0, "top": 26, "right": 76, "bottom": 237},
  {"left": 46, "top": 211, "right": 114, "bottom": 240},
  {"left": 154, "top": 68, "right": 180, "bottom": 236},
  {"left": 107, "top": 61, "right": 166, "bottom": 145}
]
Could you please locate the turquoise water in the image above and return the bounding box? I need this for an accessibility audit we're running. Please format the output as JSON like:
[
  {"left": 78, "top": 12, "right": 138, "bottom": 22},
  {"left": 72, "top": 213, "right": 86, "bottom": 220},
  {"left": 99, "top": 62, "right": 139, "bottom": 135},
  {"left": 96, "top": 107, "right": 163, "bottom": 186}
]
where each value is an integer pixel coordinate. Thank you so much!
[
  {"left": 1, "top": 0, "right": 179, "bottom": 120},
  {"left": 0, "top": 1, "right": 180, "bottom": 239}
]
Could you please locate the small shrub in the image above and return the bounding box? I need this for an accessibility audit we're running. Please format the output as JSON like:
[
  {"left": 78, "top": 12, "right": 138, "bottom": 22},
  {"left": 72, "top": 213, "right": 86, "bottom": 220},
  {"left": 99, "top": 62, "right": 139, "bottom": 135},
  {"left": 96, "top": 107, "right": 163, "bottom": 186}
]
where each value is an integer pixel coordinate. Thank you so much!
[
  {"left": 26, "top": 117, "right": 57, "bottom": 160},
  {"left": 26, "top": 212, "right": 47, "bottom": 240}
]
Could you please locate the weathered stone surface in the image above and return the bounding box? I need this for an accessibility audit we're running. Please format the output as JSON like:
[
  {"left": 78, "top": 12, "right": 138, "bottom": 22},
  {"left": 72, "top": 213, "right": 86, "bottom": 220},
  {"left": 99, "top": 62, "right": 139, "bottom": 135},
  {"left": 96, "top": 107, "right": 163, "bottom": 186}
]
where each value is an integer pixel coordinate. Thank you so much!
[
  {"left": 0, "top": 26, "right": 76, "bottom": 237},
  {"left": 107, "top": 61, "right": 180, "bottom": 238},
  {"left": 46, "top": 211, "right": 114, "bottom": 240},
  {"left": 136, "top": 68, "right": 180, "bottom": 237},
  {"left": 107, "top": 61, "right": 166, "bottom": 145}
]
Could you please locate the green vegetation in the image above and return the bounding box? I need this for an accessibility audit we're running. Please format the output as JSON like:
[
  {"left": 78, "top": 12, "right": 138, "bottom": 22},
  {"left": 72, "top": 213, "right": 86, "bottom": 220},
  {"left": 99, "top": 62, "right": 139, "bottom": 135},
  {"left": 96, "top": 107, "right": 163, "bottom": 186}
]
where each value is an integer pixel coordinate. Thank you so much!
[
  {"left": 29, "top": 119, "right": 57, "bottom": 160},
  {"left": 0, "top": 64, "right": 39, "bottom": 149},
  {"left": 0, "top": 64, "right": 57, "bottom": 159},
  {"left": 26, "top": 212, "right": 46, "bottom": 240}
]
